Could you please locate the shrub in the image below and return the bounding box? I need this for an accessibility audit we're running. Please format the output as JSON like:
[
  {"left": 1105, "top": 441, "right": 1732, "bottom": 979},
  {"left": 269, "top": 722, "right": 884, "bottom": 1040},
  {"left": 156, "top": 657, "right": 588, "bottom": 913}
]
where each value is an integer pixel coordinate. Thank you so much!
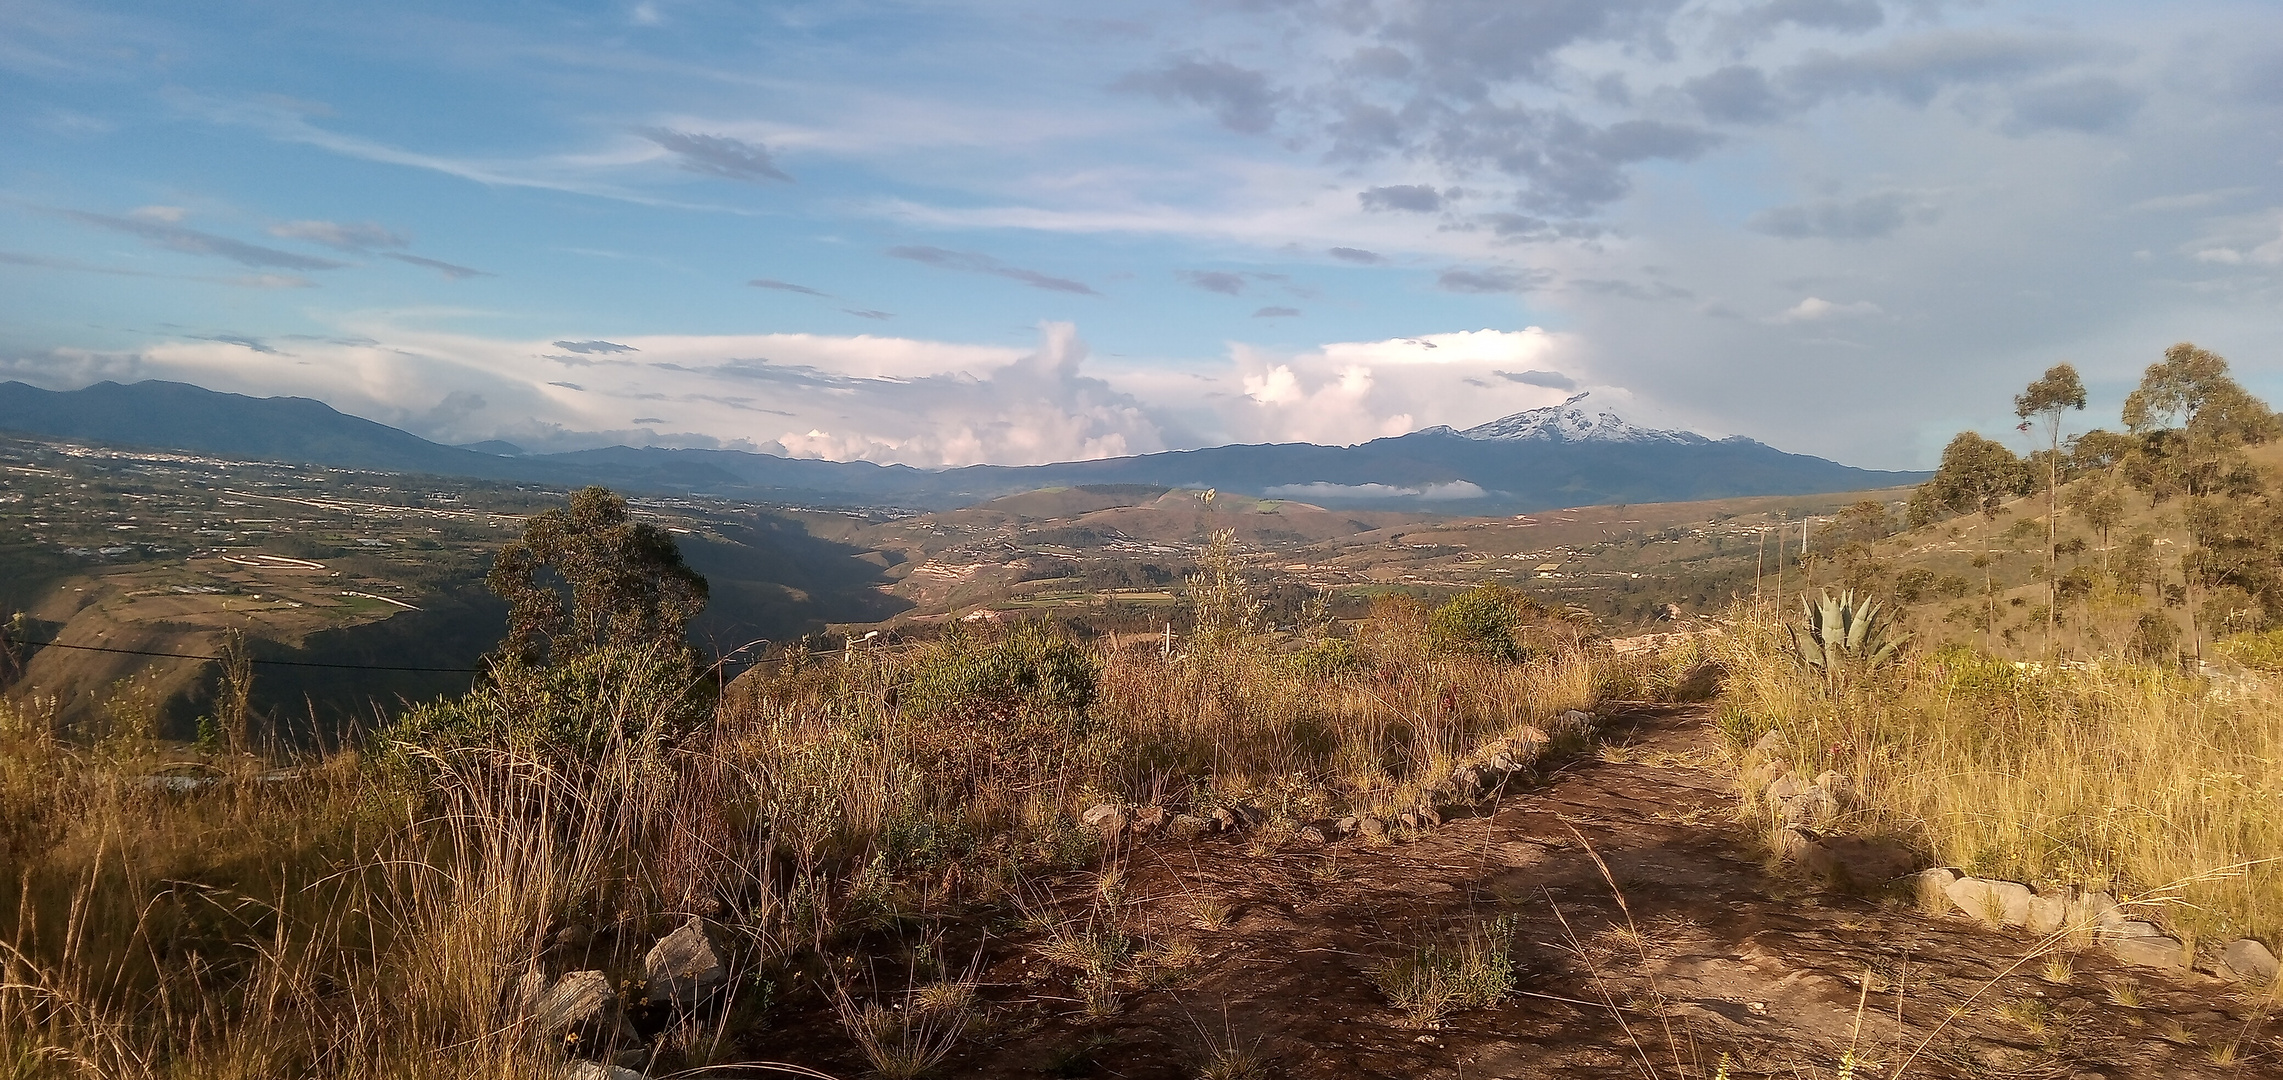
[
  {"left": 1368, "top": 915, "right": 1519, "bottom": 1027},
  {"left": 2215, "top": 628, "right": 2283, "bottom": 673},
  {"left": 1427, "top": 584, "right": 1540, "bottom": 662},
  {"left": 901, "top": 621, "right": 1097, "bottom": 720},
  {"left": 388, "top": 642, "right": 710, "bottom": 760}
]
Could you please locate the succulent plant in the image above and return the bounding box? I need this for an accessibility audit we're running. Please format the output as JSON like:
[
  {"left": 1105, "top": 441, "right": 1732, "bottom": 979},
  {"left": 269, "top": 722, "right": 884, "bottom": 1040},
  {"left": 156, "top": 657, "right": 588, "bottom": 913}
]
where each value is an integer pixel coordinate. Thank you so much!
[{"left": 1788, "top": 589, "right": 1908, "bottom": 694}]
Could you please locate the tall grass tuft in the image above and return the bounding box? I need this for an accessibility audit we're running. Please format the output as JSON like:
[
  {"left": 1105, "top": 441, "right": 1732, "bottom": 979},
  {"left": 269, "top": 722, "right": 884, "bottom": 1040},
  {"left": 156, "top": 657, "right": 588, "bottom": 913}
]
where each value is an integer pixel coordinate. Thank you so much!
[{"left": 1716, "top": 601, "right": 2283, "bottom": 946}]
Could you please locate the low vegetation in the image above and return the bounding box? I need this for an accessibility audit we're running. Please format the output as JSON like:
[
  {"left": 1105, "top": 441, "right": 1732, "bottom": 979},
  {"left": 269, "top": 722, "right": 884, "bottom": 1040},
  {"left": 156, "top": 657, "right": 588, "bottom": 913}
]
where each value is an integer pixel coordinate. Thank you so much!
[
  {"left": 1723, "top": 342, "right": 2283, "bottom": 954},
  {"left": 0, "top": 495, "right": 1636, "bottom": 1075}
]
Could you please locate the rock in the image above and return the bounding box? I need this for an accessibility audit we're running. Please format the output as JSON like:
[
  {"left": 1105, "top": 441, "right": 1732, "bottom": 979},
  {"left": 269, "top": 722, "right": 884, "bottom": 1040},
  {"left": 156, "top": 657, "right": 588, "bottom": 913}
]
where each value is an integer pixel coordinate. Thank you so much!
[
  {"left": 1129, "top": 806, "right": 1169, "bottom": 835},
  {"left": 1298, "top": 819, "right": 1340, "bottom": 845},
  {"left": 1909, "top": 868, "right": 1960, "bottom": 911},
  {"left": 2104, "top": 921, "right": 2188, "bottom": 970},
  {"left": 1744, "top": 759, "right": 1787, "bottom": 790},
  {"left": 1334, "top": 816, "right": 1361, "bottom": 837},
  {"left": 1512, "top": 727, "right": 1550, "bottom": 759},
  {"left": 1779, "top": 786, "right": 1835, "bottom": 827},
  {"left": 567, "top": 1063, "right": 645, "bottom": 1080},
  {"left": 1486, "top": 750, "right": 1522, "bottom": 772},
  {"left": 1230, "top": 804, "right": 1267, "bottom": 829},
  {"left": 1753, "top": 729, "right": 1784, "bottom": 757},
  {"left": 1811, "top": 771, "right": 1855, "bottom": 808},
  {"left": 2218, "top": 938, "right": 2278, "bottom": 984},
  {"left": 1946, "top": 876, "right": 2035, "bottom": 928},
  {"left": 1793, "top": 834, "right": 1916, "bottom": 887},
  {"left": 1764, "top": 774, "right": 1808, "bottom": 807},
  {"left": 1209, "top": 807, "right": 1241, "bottom": 832},
  {"left": 1080, "top": 803, "right": 1127, "bottom": 830},
  {"left": 1357, "top": 816, "right": 1390, "bottom": 839},
  {"left": 644, "top": 916, "right": 727, "bottom": 1005},
  {"left": 536, "top": 969, "right": 614, "bottom": 1032},
  {"left": 1452, "top": 765, "right": 1491, "bottom": 799},
  {"left": 2023, "top": 890, "right": 2069, "bottom": 936},
  {"left": 1413, "top": 805, "right": 1443, "bottom": 827},
  {"left": 2066, "top": 890, "right": 2125, "bottom": 933},
  {"left": 1775, "top": 826, "right": 1817, "bottom": 861},
  {"left": 1555, "top": 710, "right": 1597, "bottom": 737},
  {"left": 1397, "top": 811, "right": 1424, "bottom": 830},
  {"left": 1167, "top": 813, "right": 1210, "bottom": 839}
]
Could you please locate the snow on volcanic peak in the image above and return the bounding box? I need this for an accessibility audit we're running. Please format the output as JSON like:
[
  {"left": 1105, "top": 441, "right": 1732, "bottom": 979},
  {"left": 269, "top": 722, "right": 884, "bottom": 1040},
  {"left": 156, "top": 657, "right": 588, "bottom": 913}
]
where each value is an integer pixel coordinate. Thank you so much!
[{"left": 1455, "top": 393, "right": 1707, "bottom": 444}]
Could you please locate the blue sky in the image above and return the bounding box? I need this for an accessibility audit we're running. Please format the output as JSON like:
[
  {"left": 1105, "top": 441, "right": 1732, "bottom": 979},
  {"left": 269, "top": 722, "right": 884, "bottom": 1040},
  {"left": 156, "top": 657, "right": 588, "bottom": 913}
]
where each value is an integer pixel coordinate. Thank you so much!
[{"left": 3, "top": 1, "right": 2280, "bottom": 469}]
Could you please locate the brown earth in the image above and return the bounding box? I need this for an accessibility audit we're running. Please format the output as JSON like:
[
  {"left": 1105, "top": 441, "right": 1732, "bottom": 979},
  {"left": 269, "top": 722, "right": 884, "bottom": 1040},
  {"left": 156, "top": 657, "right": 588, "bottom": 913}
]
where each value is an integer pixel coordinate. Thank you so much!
[{"left": 740, "top": 704, "right": 2279, "bottom": 1079}]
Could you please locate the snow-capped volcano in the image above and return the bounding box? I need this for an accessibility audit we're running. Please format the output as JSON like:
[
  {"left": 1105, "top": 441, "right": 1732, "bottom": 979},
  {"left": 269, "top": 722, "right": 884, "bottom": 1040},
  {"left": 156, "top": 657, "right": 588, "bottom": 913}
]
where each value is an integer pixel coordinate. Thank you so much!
[{"left": 1453, "top": 392, "right": 1709, "bottom": 445}]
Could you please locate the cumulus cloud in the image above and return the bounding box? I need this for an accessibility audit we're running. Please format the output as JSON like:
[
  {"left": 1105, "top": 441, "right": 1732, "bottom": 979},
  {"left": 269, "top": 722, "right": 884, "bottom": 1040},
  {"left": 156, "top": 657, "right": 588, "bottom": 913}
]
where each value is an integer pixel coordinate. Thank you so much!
[
  {"left": 638, "top": 127, "right": 793, "bottom": 182},
  {"left": 1264, "top": 480, "right": 1488, "bottom": 500},
  {"left": 1686, "top": 66, "right": 1783, "bottom": 124},
  {"left": 2005, "top": 76, "right": 2142, "bottom": 134},
  {"left": 1784, "top": 31, "right": 2081, "bottom": 106},
  {"left": 1359, "top": 184, "right": 1444, "bottom": 212},
  {"left": 1748, "top": 191, "right": 1935, "bottom": 239},
  {"left": 1493, "top": 368, "right": 1577, "bottom": 390},
  {"left": 887, "top": 245, "right": 1098, "bottom": 295},
  {"left": 1116, "top": 56, "right": 1282, "bottom": 133},
  {"left": 1437, "top": 266, "right": 1550, "bottom": 293},
  {"left": 1733, "top": 0, "right": 1884, "bottom": 36},
  {"left": 1772, "top": 296, "right": 1884, "bottom": 322},
  {"left": 1192, "top": 327, "right": 1580, "bottom": 447}
]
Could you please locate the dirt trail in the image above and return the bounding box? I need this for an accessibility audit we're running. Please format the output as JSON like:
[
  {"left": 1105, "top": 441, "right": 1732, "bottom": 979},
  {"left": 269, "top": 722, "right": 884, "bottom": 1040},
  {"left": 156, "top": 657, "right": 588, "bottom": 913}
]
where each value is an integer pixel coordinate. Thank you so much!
[{"left": 771, "top": 704, "right": 2279, "bottom": 1079}]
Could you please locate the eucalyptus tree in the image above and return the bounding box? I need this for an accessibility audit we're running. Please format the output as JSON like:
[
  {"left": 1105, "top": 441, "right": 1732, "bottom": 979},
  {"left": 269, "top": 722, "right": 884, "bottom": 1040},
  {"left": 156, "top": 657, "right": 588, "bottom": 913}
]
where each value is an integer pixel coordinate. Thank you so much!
[{"left": 2015, "top": 364, "right": 2086, "bottom": 647}]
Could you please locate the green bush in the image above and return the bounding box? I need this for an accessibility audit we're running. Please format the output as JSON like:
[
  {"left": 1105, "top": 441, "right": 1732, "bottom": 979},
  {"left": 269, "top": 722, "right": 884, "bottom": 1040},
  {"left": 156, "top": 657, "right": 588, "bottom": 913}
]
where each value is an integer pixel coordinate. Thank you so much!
[
  {"left": 2216, "top": 628, "right": 2283, "bottom": 673},
  {"left": 1427, "top": 585, "right": 1539, "bottom": 662},
  {"left": 1285, "top": 635, "right": 1363, "bottom": 679},
  {"left": 901, "top": 621, "right": 1097, "bottom": 721},
  {"left": 388, "top": 643, "right": 710, "bottom": 760}
]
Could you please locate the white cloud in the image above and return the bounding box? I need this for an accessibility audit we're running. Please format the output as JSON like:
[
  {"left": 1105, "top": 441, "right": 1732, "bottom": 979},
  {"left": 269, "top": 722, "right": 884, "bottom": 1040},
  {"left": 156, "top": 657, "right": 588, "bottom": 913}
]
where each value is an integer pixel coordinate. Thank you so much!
[
  {"left": 1771, "top": 297, "right": 1885, "bottom": 323},
  {"left": 1264, "top": 480, "right": 1488, "bottom": 500}
]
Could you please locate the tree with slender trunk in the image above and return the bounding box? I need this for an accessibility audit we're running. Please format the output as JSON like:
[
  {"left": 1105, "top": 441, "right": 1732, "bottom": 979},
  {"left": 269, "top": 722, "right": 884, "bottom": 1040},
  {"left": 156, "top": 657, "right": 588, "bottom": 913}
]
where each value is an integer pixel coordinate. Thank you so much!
[
  {"left": 2015, "top": 364, "right": 2086, "bottom": 653},
  {"left": 1910, "top": 431, "right": 2032, "bottom": 651},
  {"left": 2119, "top": 343, "right": 2281, "bottom": 659}
]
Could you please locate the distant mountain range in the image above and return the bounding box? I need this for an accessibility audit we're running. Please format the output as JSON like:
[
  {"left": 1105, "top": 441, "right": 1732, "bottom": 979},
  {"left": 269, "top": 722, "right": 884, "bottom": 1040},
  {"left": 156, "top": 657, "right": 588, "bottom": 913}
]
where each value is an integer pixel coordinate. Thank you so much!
[{"left": 0, "top": 381, "right": 1926, "bottom": 513}]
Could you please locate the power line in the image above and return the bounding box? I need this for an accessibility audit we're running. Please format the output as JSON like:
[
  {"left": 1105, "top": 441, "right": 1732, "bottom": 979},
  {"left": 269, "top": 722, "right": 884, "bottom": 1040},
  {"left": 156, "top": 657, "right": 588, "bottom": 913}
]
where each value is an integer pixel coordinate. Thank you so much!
[{"left": 0, "top": 635, "right": 486, "bottom": 674}]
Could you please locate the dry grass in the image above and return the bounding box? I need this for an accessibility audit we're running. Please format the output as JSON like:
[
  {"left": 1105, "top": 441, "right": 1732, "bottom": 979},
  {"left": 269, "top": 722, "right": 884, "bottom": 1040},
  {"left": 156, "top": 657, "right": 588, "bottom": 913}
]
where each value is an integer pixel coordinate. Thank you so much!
[
  {"left": 1716, "top": 600, "right": 2283, "bottom": 949},
  {"left": 0, "top": 591, "right": 1645, "bottom": 1075}
]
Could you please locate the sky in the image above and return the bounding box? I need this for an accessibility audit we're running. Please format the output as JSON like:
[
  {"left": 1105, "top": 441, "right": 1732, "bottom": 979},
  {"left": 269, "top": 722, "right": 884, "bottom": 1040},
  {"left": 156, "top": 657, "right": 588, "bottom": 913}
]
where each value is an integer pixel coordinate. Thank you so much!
[{"left": 2, "top": 0, "right": 2279, "bottom": 471}]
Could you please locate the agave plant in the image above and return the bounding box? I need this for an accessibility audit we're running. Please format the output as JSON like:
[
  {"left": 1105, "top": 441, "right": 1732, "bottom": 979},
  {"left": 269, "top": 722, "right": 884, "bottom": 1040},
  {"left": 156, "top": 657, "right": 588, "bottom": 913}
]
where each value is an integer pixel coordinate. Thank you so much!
[{"left": 1789, "top": 589, "right": 1908, "bottom": 694}]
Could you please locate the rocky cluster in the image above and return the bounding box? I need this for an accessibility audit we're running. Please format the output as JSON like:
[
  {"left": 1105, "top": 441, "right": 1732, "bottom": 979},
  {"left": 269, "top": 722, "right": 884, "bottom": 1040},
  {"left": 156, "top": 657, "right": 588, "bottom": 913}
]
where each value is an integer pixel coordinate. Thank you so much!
[
  {"left": 1912, "top": 867, "right": 2278, "bottom": 983},
  {"left": 1750, "top": 732, "right": 2277, "bottom": 988},
  {"left": 517, "top": 914, "right": 733, "bottom": 1076},
  {"left": 1079, "top": 711, "right": 1597, "bottom": 849}
]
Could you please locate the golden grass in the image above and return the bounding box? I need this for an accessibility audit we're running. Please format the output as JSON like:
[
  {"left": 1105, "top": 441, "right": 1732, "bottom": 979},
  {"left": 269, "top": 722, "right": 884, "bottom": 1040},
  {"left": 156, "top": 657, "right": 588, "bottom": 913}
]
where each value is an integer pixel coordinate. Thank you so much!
[
  {"left": 1716, "top": 601, "right": 2283, "bottom": 948},
  {"left": 1, "top": 599, "right": 1636, "bottom": 1075}
]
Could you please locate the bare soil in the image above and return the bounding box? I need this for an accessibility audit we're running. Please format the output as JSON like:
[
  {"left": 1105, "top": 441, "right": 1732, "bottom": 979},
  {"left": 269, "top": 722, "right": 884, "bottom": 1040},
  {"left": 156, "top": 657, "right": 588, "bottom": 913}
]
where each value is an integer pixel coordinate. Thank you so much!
[{"left": 744, "top": 704, "right": 2280, "bottom": 1079}]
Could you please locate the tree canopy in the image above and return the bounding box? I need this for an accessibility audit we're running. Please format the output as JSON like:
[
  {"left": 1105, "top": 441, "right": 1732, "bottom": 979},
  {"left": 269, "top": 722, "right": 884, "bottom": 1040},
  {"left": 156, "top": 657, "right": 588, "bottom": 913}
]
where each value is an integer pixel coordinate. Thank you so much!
[{"left": 486, "top": 486, "right": 710, "bottom": 665}]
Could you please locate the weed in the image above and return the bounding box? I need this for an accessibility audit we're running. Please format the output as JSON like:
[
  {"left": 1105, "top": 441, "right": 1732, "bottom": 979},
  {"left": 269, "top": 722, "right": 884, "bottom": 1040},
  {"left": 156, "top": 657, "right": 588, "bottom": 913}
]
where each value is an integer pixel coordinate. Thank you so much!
[
  {"left": 2103, "top": 977, "right": 2143, "bottom": 1007},
  {"left": 1366, "top": 916, "right": 1518, "bottom": 1028},
  {"left": 1192, "top": 896, "right": 1235, "bottom": 931},
  {"left": 2038, "top": 954, "right": 2073, "bottom": 985}
]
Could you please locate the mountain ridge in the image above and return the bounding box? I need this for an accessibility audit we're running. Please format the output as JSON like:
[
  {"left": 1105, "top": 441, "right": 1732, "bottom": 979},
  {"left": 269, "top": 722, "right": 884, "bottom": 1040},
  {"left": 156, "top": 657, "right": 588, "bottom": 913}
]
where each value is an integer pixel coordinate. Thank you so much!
[{"left": 0, "top": 379, "right": 1927, "bottom": 513}]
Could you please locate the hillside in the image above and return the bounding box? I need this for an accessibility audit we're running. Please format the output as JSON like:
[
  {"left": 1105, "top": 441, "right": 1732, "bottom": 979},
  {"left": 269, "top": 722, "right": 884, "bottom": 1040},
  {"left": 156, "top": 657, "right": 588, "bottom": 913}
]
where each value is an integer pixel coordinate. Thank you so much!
[{"left": 0, "top": 381, "right": 1924, "bottom": 514}]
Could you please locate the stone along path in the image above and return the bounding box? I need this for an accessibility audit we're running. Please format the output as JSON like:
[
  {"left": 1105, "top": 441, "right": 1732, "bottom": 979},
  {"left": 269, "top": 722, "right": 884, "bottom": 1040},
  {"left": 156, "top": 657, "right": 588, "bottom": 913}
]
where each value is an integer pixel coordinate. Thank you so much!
[{"left": 890, "top": 703, "right": 2281, "bottom": 1080}]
